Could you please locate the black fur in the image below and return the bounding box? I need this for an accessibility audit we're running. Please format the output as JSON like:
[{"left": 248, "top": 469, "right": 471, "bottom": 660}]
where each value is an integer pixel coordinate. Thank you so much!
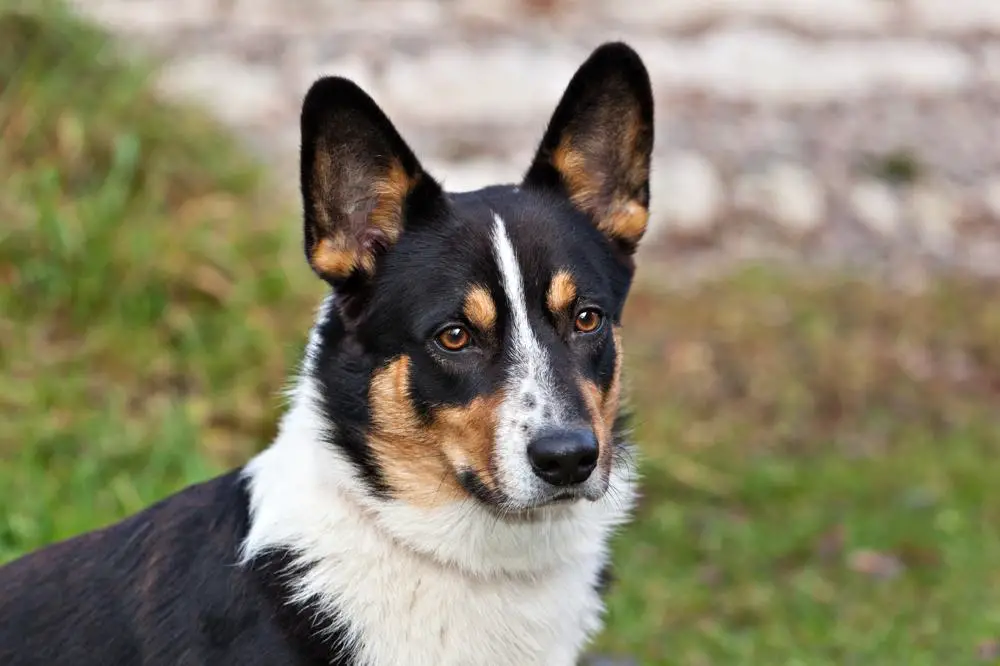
[
  {"left": 0, "top": 472, "right": 352, "bottom": 665},
  {"left": 594, "top": 562, "right": 616, "bottom": 598}
]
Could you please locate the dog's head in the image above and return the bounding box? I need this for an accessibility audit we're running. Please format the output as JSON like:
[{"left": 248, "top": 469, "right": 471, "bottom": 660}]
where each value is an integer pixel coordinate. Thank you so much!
[{"left": 302, "top": 42, "right": 653, "bottom": 516}]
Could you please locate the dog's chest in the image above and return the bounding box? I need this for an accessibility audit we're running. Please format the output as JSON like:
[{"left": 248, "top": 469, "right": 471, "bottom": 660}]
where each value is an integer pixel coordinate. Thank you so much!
[{"left": 308, "top": 549, "right": 606, "bottom": 666}]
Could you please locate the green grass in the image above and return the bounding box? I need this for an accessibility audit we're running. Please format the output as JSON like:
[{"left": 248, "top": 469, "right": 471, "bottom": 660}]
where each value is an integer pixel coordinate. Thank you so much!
[
  {"left": 2, "top": 5, "right": 1000, "bottom": 665},
  {"left": 0, "top": 3, "right": 320, "bottom": 555},
  {"left": 598, "top": 280, "right": 1000, "bottom": 664}
]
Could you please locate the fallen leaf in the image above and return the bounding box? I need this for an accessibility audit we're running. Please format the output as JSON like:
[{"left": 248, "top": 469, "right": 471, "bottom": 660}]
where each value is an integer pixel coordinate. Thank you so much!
[
  {"left": 848, "top": 549, "right": 904, "bottom": 580},
  {"left": 976, "top": 639, "right": 1000, "bottom": 662}
]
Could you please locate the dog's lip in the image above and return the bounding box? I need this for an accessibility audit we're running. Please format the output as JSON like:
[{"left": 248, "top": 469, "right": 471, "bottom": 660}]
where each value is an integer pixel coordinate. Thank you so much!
[
  {"left": 455, "top": 468, "right": 604, "bottom": 515},
  {"left": 543, "top": 488, "right": 588, "bottom": 504},
  {"left": 532, "top": 473, "right": 611, "bottom": 506},
  {"left": 456, "top": 468, "right": 507, "bottom": 507},
  {"left": 511, "top": 489, "right": 599, "bottom": 516}
]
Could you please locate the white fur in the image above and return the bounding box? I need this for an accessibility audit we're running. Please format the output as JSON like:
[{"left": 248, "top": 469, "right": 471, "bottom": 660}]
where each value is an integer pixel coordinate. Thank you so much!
[
  {"left": 489, "top": 212, "right": 571, "bottom": 504},
  {"left": 301, "top": 293, "right": 336, "bottom": 375},
  {"left": 240, "top": 296, "right": 637, "bottom": 666}
]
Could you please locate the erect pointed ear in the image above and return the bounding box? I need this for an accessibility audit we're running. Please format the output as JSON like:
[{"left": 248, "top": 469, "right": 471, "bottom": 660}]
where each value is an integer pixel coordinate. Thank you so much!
[
  {"left": 523, "top": 42, "right": 654, "bottom": 257},
  {"left": 300, "top": 77, "right": 443, "bottom": 287}
]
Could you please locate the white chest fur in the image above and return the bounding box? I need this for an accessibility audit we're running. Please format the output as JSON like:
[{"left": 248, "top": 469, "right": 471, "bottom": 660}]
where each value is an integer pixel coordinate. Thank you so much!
[
  {"left": 240, "top": 383, "right": 634, "bottom": 666},
  {"left": 297, "top": 528, "right": 607, "bottom": 666}
]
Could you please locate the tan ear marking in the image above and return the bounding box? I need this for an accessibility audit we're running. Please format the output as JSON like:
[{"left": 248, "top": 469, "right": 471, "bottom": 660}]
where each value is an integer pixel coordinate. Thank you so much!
[
  {"left": 308, "top": 158, "right": 416, "bottom": 280},
  {"left": 368, "top": 160, "right": 415, "bottom": 241},
  {"left": 546, "top": 100, "right": 651, "bottom": 250},
  {"left": 311, "top": 237, "right": 358, "bottom": 278},
  {"left": 552, "top": 134, "right": 599, "bottom": 212},
  {"left": 598, "top": 199, "right": 649, "bottom": 246}
]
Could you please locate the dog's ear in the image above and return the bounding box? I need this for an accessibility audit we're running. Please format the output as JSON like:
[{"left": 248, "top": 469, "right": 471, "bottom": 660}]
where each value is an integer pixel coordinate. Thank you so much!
[
  {"left": 300, "top": 77, "right": 443, "bottom": 289},
  {"left": 523, "top": 42, "right": 654, "bottom": 258}
]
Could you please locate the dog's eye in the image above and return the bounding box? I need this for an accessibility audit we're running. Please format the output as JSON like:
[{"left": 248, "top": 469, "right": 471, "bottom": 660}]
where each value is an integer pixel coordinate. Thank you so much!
[
  {"left": 574, "top": 308, "right": 604, "bottom": 334},
  {"left": 436, "top": 325, "right": 472, "bottom": 352}
]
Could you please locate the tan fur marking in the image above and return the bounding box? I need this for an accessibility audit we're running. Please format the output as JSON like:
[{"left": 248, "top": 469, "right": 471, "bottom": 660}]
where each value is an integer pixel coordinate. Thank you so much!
[
  {"left": 311, "top": 237, "right": 357, "bottom": 278},
  {"left": 552, "top": 134, "right": 600, "bottom": 212},
  {"left": 549, "top": 104, "right": 650, "bottom": 248},
  {"left": 577, "top": 328, "right": 623, "bottom": 476},
  {"left": 368, "top": 357, "right": 503, "bottom": 507},
  {"left": 463, "top": 285, "right": 497, "bottom": 332},
  {"left": 308, "top": 158, "right": 415, "bottom": 279},
  {"left": 598, "top": 199, "right": 649, "bottom": 245},
  {"left": 547, "top": 270, "right": 577, "bottom": 315},
  {"left": 369, "top": 161, "right": 413, "bottom": 242}
]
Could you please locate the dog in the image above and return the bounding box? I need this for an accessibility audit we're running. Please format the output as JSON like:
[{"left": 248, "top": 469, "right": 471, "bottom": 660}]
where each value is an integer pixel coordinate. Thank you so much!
[{"left": 0, "top": 41, "right": 654, "bottom": 666}]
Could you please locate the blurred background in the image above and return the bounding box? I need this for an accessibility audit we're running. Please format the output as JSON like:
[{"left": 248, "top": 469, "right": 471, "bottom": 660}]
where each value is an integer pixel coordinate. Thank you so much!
[{"left": 2, "top": 0, "right": 1000, "bottom": 663}]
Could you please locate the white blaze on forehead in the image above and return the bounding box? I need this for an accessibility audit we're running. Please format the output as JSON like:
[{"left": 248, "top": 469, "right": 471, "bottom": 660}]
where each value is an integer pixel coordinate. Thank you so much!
[
  {"left": 491, "top": 213, "right": 543, "bottom": 369},
  {"left": 490, "top": 212, "right": 562, "bottom": 501}
]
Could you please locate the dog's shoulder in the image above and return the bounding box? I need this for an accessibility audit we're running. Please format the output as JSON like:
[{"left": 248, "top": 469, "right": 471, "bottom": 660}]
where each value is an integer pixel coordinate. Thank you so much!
[{"left": 0, "top": 471, "right": 353, "bottom": 666}]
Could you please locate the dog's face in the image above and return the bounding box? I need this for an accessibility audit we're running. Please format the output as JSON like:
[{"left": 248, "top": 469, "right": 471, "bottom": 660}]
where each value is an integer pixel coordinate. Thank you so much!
[{"left": 302, "top": 43, "right": 653, "bottom": 515}]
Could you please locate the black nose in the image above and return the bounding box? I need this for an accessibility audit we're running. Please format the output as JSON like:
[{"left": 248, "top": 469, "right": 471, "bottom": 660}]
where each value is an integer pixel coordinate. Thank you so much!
[{"left": 527, "top": 428, "right": 599, "bottom": 487}]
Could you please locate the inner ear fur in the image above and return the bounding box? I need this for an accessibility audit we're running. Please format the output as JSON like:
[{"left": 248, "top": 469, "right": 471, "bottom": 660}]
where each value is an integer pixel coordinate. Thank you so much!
[
  {"left": 300, "top": 76, "right": 443, "bottom": 285},
  {"left": 523, "top": 42, "right": 655, "bottom": 255}
]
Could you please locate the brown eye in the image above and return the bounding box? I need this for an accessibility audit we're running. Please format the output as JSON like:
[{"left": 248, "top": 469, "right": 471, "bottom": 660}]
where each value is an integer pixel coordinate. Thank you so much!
[
  {"left": 574, "top": 308, "right": 603, "bottom": 334},
  {"left": 437, "top": 325, "right": 472, "bottom": 351}
]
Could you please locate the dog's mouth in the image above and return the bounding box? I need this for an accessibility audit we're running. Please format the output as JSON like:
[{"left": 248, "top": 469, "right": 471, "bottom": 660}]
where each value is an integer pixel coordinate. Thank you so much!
[
  {"left": 455, "top": 469, "right": 603, "bottom": 518},
  {"left": 456, "top": 469, "right": 507, "bottom": 507}
]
